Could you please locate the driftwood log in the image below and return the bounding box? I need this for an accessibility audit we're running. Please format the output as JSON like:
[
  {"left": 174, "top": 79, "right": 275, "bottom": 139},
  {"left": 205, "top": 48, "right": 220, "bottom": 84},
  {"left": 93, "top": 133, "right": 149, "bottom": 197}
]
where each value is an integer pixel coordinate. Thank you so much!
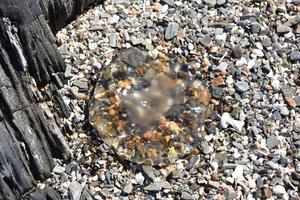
[{"left": 0, "top": 0, "right": 101, "bottom": 199}]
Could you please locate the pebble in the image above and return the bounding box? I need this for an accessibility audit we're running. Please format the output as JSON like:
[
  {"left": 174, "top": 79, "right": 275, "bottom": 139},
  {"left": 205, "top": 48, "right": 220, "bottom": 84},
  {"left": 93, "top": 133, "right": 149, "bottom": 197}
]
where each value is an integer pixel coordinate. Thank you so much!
[
  {"left": 69, "top": 181, "right": 84, "bottom": 200},
  {"left": 181, "top": 191, "right": 194, "bottom": 200},
  {"left": 109, "top": 33, "right": 117, "bottom": 47},
  {"left": 272, "top": 185, "right": 286, "bottom": 196},
  {"left": 267, "top": 135, "right": 280, "bottom": 149},
  {"left": 165, "top": 22, "right": 179, "bottom": 40},
  {"left": 232, "top": 165, "right": 244, "bottom": 179},
  {"left": 135, "top": 172, "right": 145, "bottom": 185},
  {"left": 53, "top": 166, "right": 65, "bottom": 174},
  {"left": 220, "top": 112, "right": 244, "bottom": 132},
  {"left": 123, "top": 182, "right": 133, "bottom": 194},
  {"left": 289, "top": 51, "right": 300, "bottom": 62},
  {"left": 204, "top": 0, "right": 216, "bottom": 7},
  {"left": 232, "top": 45, "right": 243, "bottom": 58},
  {"left": 144, "top": 181, "right": 170, "bottom": 191},
  {"left": 277, "top": 25, "right": 290, "bottom": 34},
  {"left": 235, "top": 81, "right": 249, "bottom": 92},
  {"left": 280, "top": 106, "right": 289, "bottom": 116}
]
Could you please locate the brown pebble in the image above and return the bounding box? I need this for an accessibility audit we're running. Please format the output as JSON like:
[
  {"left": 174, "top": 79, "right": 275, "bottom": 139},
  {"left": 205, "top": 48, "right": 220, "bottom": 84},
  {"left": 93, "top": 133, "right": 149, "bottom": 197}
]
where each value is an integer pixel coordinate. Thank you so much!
[
  {"left": 286, "top": 97, "right": 297, "bottom": 107},
  {"left": 263, "top": 187, "right": 273, "bottom": 198},
  {"left": 212, "top": 76, "right": 225, "bottom": 86},
  {"left": 147, "top": 148, "right": 158, "bottom": 159},
  {"left": 108, "top": 109, "right": 117, "bottom": 117}
]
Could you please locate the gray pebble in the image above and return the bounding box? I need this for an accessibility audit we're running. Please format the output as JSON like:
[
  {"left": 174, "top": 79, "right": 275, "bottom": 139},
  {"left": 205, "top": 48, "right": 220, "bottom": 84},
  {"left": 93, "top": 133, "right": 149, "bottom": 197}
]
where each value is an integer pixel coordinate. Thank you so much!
[
  {"left": 109, "top": 33, "right": 118, "bottom": 47},
  {"left": 294, "top": 96, "right": 300, "bottom": 106},
  {"left": 181, "top": 191, "right": 194, "bottom": 200},
  {"left": 165, "top": 22, "right": 179, "bottom": 40},
  {"left": 204, "top": 0, "right": 216, "bottom": 7},
  {"left": 251, "top": 23, "right": 261, "bottom": 34},
  {"left": 144, "top": 181, "right": 170, "bottom": 191},
  {"left": 69, "top": 181, "right": 84, "bottom": 200},
  {"left": 199, "top": 36, "right": 211, "bottom": 47},
  {"left": 289, "top": 51, "right": 300, "bottom": 62},
  {"left": 267, "top": 135, "right": 280, "bottom": 149},
  {"left": 161, "top": 0, "right": 175, "bottom": 7},
  {"left": 235, "top": 81, "right": 249, "bottom": 92},
  {"left": 73, "top": 80, "right": 88, "bottom": 91},
  {"left": 217, "top": 0, "right": 226, "bottom": 5}
]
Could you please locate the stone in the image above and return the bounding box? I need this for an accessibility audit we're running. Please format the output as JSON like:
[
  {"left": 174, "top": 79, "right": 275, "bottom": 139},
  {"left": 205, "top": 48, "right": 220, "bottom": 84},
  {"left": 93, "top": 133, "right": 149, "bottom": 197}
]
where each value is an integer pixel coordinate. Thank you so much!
[
  {"left": 165, "top": 22, "right": 179, "bottom": 40},
  {"left": 109, "top": 14, "right": 120, "bottom": 24},
  {"left": 294, "top": 96, "right": 300, "bottom": 106},
  {"left": 73, "top": 80, "right": 88, "bottom": 91},
  {"left": 232, "top": 45, "right": 243, "bottom": 58},
  {"left": 135, "top": 172, "right": 145, "bottom": 185},
  {"left": 251, "top": 23, "right": 261, "bottom": 34},
  {"left": 277, "top": 25, "right": 290, "bottom": 34},
  {"left": 69, "top": 181, "right": 84, "bottom": 200},
  {"left": 272, "top": 185, "right": 286, "bottom": 195},
  {"left": 64, "top": 65, "right": 73, "bottom": 78},
  {"left": 280, "top": 106, "right": 289, "bottom": 116},
  {"left": 267, "top": 135, "right": 280, "bottom": 149},
  {"left": 217, "top": 0, "right": 226, "bottom": 5},
  {"left": 232, "top": 165, "right": 243, "bottom": 178},
  {"left": 109, "top": 33, "right": 117, "bottom": 47},
  {"left": 204, "top": 0, "right": 216, "bottom": 7},
  {"left": 235, "top": 81, "right": 249, "bottom": 92},
  {"left": 144, "top": 181, "right": 170, "bottom": 191},
  {"left": 161, "top": 0, "right": 175, "bottom": 6},
  {"left": 199, "top": 36, "right": 211, "bottom": 47},
  {"left": 88, "top": 43, "right": 97, "bottom": 51},
  {"left": 289, "top": 51, "right": 300, "bottom": 62},
  {"left": 123, "top": 183, "right": 133, "bottom": 194},
  {"left": 220, "top": 112, "right": 244, "bottom": 132},
  {"left": 181, "top": 191, "right": 194, "bottom": 200},
  {"left": 53, "top": 166, "right": 65, "bottom": 174}
]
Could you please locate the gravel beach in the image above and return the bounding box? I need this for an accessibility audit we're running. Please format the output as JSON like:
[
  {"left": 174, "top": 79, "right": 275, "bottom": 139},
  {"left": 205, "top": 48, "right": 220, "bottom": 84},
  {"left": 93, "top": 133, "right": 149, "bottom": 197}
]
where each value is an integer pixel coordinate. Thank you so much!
[{"left": 44, "top": 0, "right": 300, "bottom": 199}]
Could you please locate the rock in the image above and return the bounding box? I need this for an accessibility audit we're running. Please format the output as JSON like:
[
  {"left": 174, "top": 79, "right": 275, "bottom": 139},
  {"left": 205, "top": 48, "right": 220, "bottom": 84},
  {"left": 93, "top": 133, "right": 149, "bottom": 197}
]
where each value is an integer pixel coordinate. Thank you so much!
[
  {"left": 69, "top": 181, "right": 84, "bottom": 200},
  {"left": 294, "top": 96, "right": 300, "bottom": 106},
  {"left": 199, "top": 36, "right": 211, "bottom": 47},
  {"left": 232, "top": 45, "right": 243, "bottom": 58},
  {"left": 277, "top": 25, "right": 290, "bottom": 34},
  {"left": 200, "top": 140, "right": 213, "bottom": 154},
  {"left": 251, "top": 23, "right": 261, "bottom": 34},
  {"left": 281, "top": 85, "right": 293, "bottom": 98},
  {"left": 267, "top": 135, "right": 280, "bottom": 149},
  {"left": 142, "top": 165, "right": 157, "bottom": 181},
  {"left": 232, "top": 165, "right": 243, "bottom": 178},
  {"left": 220, "top": 112, "right": 245, "bottom": 132},
  {"left": 235, "top": 81, "right": 249, "bottom": 92},
  {"left": 161, "top": 0, "right": 175, "bottom": 7},
  {"left": 53, "top": 166, "right": 65, "bottom": 174},
  {"left": 280, "top": 106, "right": 289, "bottom": 116},
  {"left": 165, "top": 22, "right": 179, "bottom": 40},
  {"left": 64, "top": 65, "right": 73, "bottom": 78},
  {"left": 109, "top": 14, "right": 120, "bottom": 24},
  {"left": 109, "top": 33, "right": 117, "bottom": 47},
  {"left": 135, "top": 172, "right": 145, "bottom": 185},
  {"left": 289, "top": 51, "right": 300, "bottom": 62},
  {"left": 144, "top": 181, "right": 170, "bottom": 191},
  {"left": 123, "top": 182, "right": 133, "bottom": 194},
  {"left": 88, "top": 43, "right": 97, "bottom": 51},
  {"left": 217, "top": 0, "right": 226, "bottom": 5},
  {"left": 272, "top": 185, "right": 286, "bottom": 195},
  {"left": 58, "top": 44, "right": 70, "bottom": 55},
  {"left": 211, "top": 86, "right": 225, "bottom": 99},
  {"left": 181, "top": 191, "right": 194, "bottom": 200},
  {"left": 204, "top": 0, "right": 216, "bottom": 7},
  {"left": 73, "top": 80, "right": 88, "bottom": 91}
]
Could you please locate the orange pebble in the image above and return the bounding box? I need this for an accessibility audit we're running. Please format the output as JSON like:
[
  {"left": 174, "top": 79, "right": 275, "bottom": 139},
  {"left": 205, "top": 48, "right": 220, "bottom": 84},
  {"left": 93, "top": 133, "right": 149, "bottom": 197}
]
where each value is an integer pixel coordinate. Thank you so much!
[{"left": 147, "top": 148, "right": 158, "bottom": 159}]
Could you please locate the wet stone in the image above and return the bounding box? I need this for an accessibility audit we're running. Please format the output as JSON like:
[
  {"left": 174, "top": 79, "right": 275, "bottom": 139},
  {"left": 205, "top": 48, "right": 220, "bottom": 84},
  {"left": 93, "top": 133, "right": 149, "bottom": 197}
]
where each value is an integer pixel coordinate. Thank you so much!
[{"left": 89, "top": 48, "right": 212, "bottom": 165}]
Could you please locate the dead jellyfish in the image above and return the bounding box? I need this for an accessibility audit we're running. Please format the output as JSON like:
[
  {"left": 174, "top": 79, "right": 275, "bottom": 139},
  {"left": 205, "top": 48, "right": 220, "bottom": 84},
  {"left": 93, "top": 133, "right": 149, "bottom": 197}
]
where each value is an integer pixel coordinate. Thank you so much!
[{"left": 89, "top": 48, "right": 213, "bottom": 165}]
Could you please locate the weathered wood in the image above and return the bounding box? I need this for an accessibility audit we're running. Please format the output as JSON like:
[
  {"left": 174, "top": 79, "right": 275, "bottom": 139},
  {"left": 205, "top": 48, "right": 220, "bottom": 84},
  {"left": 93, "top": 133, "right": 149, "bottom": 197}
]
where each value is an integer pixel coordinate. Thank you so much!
[{"left": 0, "top": 0, "right": 101, "bottom": 199}]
